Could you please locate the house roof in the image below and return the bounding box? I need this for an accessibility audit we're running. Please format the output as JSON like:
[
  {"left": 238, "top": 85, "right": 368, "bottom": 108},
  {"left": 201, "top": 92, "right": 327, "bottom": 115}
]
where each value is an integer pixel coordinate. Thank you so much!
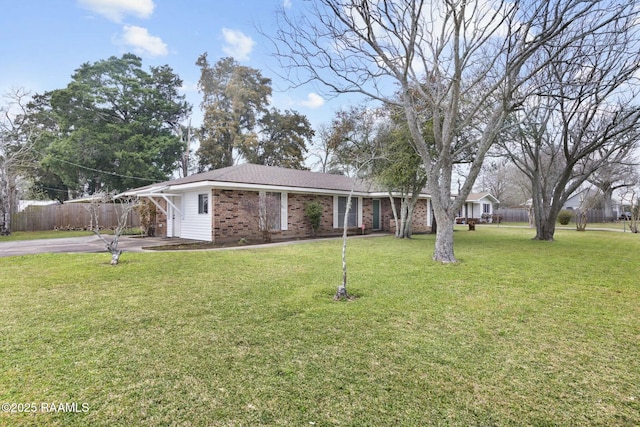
[
  {"left": 465, "top": 192, "right": 500, "bottom": 203},
  {"left": 128, "top": 163, "right": 382, "bottom": 194},
  {"left": 125, "top": 163, "right": 499, "bottom": 203}
]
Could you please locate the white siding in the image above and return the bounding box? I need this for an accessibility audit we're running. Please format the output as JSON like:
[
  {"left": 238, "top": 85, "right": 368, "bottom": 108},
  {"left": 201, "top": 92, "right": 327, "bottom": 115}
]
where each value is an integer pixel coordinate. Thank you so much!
[{"left": 180, "top": 190, "right": 212, "bottom": 241}]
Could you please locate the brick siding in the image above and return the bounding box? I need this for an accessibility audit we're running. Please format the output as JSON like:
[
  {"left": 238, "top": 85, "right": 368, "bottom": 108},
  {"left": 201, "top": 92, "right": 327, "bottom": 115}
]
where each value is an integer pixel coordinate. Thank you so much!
[{"left": 156, "top": 189, "right": 431, "bottom": 242}]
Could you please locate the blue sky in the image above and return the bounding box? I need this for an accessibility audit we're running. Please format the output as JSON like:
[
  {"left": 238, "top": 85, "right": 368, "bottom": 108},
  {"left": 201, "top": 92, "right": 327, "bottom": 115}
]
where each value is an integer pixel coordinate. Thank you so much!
[{"left": 0, "top": 0, "right": 350, "bottom": 130}]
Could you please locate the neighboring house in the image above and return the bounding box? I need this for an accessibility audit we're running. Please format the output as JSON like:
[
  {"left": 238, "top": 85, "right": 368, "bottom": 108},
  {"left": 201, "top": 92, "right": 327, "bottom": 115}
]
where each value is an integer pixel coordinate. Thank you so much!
[
  {"left": 125, "top": 164, "right": 497, "bottom": 242},
  {"left": 561, "top": 188, "right": 598, "bottom": 211},
  {"left": 457, "top": 192, "right": 499, "bottom": 223}
]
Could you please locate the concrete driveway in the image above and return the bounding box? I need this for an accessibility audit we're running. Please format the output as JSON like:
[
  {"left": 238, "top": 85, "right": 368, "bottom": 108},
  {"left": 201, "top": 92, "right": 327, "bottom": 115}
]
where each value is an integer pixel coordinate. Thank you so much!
[{"left": 0, "top": 235, "right": 185, "bottom": 258}]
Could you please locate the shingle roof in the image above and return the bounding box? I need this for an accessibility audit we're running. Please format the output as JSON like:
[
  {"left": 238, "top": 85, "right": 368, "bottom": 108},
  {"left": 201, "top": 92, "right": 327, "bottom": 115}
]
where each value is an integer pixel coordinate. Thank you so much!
[
  {"left": 131, "top": 163, "right": 381, "bottom": 193},
  {"left": 465, "top": 192, "right": 499, "bottom": 202},
  {"left": 126, "top": 163, "right": 499, "bottom": 203}
]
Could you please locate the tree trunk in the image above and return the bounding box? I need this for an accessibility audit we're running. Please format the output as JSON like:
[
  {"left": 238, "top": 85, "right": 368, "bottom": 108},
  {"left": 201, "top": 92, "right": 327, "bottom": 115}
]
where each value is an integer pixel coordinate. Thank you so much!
[
  {"left": 335, "top": 189, "right": 355, "bottom": 301},
  {"left": 431, "top": 201, "right": 457, "bottom": 262},
  {"left": 404, "top": 201, "right": 415, "bottom": 239},
  {"left": 0, "top": 165, "right": 11, "bottom": 236},
  {"left": 576, "top": 210, "right": 588, "bottom": 231},
  {"left": 534, "top": 221, "right": 556, "bottom": 241},
  {"left": 531, "top": 173, "right": 559, "bottom": 241},
  {"left": 430, "top": 210, "right": 437, "bottom": 235},
  {"left": 534, "top": 209, "right": 557, "bottom": 241},
  {"left": 433, "top": 219, "right": 456, "bottom": 263},
  {"left": 602, "top": 187, "right": 614, "bottom": 220},
  {"left": 388, "top": 194, "right": 399, "bottom": 237},
  {"left": 110, "top": 249, "right": 123, "bottom": 266},
  {"left": 398, "top": 198, "right": 408, "bottom": 238}
]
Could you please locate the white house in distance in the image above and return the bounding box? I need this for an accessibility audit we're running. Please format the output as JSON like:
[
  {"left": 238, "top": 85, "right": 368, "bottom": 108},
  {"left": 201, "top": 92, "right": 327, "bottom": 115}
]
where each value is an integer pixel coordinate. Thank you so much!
[{"left": 457, "top": 192, "right": 499, "bottom": 223}]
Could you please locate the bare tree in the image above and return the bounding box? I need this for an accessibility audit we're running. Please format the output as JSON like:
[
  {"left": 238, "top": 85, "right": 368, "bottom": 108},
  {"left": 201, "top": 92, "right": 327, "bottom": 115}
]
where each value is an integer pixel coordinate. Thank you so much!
[
  {"left": 474, "top": 159, "right": 532, "bottom": 208},
  {"left": 241, "top": 192, "right": 283, "bottom": 242},
  {"left": 574, "top": 187, "right": 601, "bottom": 232},
  {"left": 588, "top": 147, "right": 639, "bottom": 221},
  {"left": 0, "top": 89, "right": 36, "bottom": 236},
  {"left": 271, "top": 0, "right": 627, "bottom": 262},
  {"left": 619, "top": 187, "right": 640, "bottom": 233},
  {"left": 499, "top": 10, "right": 640, "bottom": 241},
  {"left": 335, "top": 181, "right": 358, "bottom": 301},
  {"left": 326, "top": 106, "right": 382, "bottom": 300},
  {"left": 307, "top": 123, "right": 340, "bottom": 174},
  {"left": 86, "top": 192, "right": 139, "bottom": 265}
]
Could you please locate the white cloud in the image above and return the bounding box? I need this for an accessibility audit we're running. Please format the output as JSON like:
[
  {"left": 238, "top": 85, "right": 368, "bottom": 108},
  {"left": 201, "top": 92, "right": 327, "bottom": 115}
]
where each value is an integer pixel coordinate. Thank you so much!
[
  {"left": 78, "top": 0, "right": 155, "bottom": 22},
  {"left": 180, "top": 80, "right": 199, "bottom": 94},
  {"left": 221, "top": 28, "right": 255, "bottom": 61},
  {"left": 283, "top": 0, "right": 292, "bottom": 8},
  {"left": 119, "top": 25, "right": 168, "bottom": 57},
  {"left": 300, "top": 93, "right": 325, "bottom": 109}
]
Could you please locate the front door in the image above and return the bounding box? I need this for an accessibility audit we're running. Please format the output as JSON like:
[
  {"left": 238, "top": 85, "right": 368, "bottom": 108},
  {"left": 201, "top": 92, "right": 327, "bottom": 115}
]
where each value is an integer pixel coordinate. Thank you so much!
[
  {"left": 171, "top": 197, "right": 181, "bottom": 237},
  {"left": 372, "top": 199, "right": 381, "bottom": 230}
]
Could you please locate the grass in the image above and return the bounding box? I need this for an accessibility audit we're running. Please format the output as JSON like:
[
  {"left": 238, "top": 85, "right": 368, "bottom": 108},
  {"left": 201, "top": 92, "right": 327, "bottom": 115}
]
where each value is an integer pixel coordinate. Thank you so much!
[
  {"left": 0, "top": 229, "right": 143, "bottom": 242},
  {"left": 0, "top": 230, "right": 95, "bottom": 241},
  {"left": 463, "top": 221, "right": 632, "bottom": 231},
  {"left": 0, "top": 228, "right": 638, "bottom": 426}
]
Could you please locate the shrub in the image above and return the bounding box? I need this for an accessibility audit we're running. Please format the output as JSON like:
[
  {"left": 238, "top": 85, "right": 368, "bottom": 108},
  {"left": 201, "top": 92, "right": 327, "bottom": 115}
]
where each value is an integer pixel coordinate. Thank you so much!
[
  {"left": 558, "top": 210, "right": 574, "bottom": 225},
  {"left": 305, "top": 201, "right": 323, "bottom": 236},
  {"left": 136, "top": 200, "right": 157, "bottom": 237}
]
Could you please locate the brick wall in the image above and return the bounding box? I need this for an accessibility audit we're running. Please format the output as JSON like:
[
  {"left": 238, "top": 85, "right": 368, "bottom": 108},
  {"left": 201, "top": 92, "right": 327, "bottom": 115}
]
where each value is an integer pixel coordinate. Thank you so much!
[
  {"left": 213, "top": 189, "right": 261, "bottom": 241},
  {"left": 286, "top": 193, "right": 335, "bottom": 237},
  {"left": 212, "top": 190, "right": 404, "bottom": 243},
  {"left": 379, "top": 198, "right": 393, "bottom": 232},
  {"left": 413, "top": 199, "right": 429, "bottom": 232},
  {"left": 387, "top": 198, "right": 431, "bottom": 233},
  {"left": 213, "top": 190, "right": 344, "bottom": 243},
  {"left": 156, "top": 189, "right": 430, "bottom": 242}
]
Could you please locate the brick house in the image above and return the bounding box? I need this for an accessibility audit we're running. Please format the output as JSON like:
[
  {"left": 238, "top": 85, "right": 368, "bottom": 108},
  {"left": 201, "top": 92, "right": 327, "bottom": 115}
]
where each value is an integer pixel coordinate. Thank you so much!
[{"left": 125, "top": 164, "right": 489, "bottom": 242}]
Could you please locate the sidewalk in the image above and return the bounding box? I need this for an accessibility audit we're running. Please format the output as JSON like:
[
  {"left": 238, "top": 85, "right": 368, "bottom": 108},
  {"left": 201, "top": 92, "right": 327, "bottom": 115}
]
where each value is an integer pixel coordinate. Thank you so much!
[{"left": 0, "top": 233, "right": 391, "bottom": 258}]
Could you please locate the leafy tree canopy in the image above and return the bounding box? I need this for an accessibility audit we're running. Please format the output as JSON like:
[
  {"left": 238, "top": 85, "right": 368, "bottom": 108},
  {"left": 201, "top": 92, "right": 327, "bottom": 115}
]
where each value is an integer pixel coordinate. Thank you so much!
[
  {"left": 196, "top": 54, "right": 313, "bottom": 171},
  {"left": 30, "top": 53, "right": 190, "bottom": 197},
  {"left": 242, "top": 108, "right": 314, "bottom": 170}
]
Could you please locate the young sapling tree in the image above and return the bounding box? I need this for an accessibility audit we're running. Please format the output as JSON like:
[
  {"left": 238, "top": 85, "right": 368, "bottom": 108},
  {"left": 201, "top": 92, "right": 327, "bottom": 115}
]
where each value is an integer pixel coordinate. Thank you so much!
[{"left": 87, "top": 192, "right": 139, "bottom": 265}]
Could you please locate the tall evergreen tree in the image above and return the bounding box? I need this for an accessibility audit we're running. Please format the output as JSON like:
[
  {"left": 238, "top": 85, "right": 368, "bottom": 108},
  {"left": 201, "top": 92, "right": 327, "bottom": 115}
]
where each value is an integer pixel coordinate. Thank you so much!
[
  {"left": 196, "top": 55, "right": 271, "bottom": 170},
  {"left": 30, "top": 53, "right": 190, "bottom": 195},
  {"left": 196, "top": 55, "right": 314, "bottom": 171}
]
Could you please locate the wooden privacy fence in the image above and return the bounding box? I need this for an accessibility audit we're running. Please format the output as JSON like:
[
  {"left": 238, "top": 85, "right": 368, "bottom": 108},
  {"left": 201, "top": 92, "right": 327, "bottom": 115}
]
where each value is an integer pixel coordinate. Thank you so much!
[
  {"left": 12, "top": 203, "right": 140, "bottom": 232},
  {"left": 495, "top": 208, "right": 609, "bottom": 223}
]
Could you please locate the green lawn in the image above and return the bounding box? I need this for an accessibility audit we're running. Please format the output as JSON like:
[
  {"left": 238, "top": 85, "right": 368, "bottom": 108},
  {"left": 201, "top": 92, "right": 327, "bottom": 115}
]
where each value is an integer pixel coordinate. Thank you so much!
[
  {"left": 1, "top": 228, "right": 638, "bottom": 426},
  {"left": 0, "top": 229, "right": 142, "bottom": 242},
  {"left": 0, "top": 230, "right": 95, "bottom": 241}
]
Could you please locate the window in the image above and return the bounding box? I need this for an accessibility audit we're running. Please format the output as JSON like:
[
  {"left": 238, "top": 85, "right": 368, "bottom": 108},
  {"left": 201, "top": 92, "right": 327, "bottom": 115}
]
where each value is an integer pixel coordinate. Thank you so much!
[
  {"left": 198, "top": 194, "right": 208, "bottom": 214},
  {"left": 262, "top": 192, "right": 282, "bottom": 231},
  {"left": 482, "top": 203, "right": 491, "bottom": 214},
  {"left": 338, "top": 196, "right": 358, "bottom": 227}
]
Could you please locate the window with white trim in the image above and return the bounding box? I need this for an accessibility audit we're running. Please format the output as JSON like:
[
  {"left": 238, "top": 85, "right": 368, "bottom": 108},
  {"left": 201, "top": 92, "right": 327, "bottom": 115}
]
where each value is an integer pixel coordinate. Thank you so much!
[
  {"left": 338, "top": 196, "right": 358, "bottom": 227},
  {"left": 263, "top": 192, "right": 282, "bottom": 231},
  {"left": 482, "top": 203, "right": 491, "bottom": 214},
  {"left": 198, "top": 194, "right": 208, "bottom": 214}
]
